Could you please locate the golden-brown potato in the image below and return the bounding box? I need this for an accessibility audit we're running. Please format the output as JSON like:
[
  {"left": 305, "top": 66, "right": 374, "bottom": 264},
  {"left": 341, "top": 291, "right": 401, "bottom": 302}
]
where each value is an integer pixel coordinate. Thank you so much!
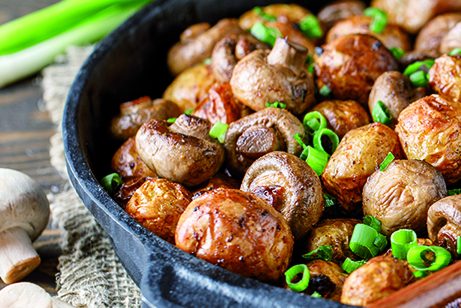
[
  {"left": 191, "top": 173, "right": 240, "bottom": 199},
  {"left": 125, "top": 178, "right": 192, "bottom": 244},
  {"left": 175, "top": 189, "right": 294, "bottom": 283},
  {"left": 191, "top": 82, "right": 250, "bottom": 125},
  {"left": 305, "top": 218, "right": 361, "bottom": 264},
  {"left": 363, "top": 159, "right": 447, "bottom": 236},
  {"left": 395, "top": 95, "right": 461, "bottom": 185},
  {"left": 311, "top": 100, "right": 371, "bottom": 138},
  {"left": 314, "top": 34, "right": 399, "bottom": 105},
  {"left": 317, "top": 0, "right": 366, "bottom": 31},
  {"left": 429, "top": 55, "right": 461, "bottom": 102},
  {"left": 111, "top": 137, "right": 157, "bottom": 181},
  {"left": 326, "top": 15, "right": 411, "bottom": 51},
  {"left": 321, "top": 123, "right": 404, "bottom": 214},
  {"left": 167, "top": 19, "right": 244, "bottom": 75},
  {"left": 305, "top": 260, "right": 347, "bottom": 301},
  {"left": 163, "top": 63, "right": 216, "bottom": 111},
  {"left": 340, "top": 255, "right": 415, "bottom": 305},
  {"left": 414, "top": 13, "right": 461, "bottom": 53}
]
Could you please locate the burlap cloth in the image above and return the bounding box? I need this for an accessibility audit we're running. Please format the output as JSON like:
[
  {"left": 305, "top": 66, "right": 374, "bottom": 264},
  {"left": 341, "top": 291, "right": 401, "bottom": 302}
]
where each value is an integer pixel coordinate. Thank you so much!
[{"left": 41, "top": 46, "right": 142, "bottom": 308}]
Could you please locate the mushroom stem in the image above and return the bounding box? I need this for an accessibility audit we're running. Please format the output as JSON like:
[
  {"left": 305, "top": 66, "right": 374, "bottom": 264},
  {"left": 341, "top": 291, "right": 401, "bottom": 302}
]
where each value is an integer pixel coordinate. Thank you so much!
[
  {"left": 0, "top": 227, "right": 41, "bottom": 284},
  {"left": 267, "top": 37, "right": 308, "bottom": 76}
]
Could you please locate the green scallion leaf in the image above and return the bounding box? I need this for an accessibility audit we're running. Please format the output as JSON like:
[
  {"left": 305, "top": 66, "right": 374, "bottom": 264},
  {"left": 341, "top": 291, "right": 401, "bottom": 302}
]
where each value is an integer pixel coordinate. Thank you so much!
[
  {"left": 403, "top": 59, "right": 435, "bottom": 76},
  {"left": 363, "top": 7, "right": 388, "bottom": 34},
  {"left": 409, "top": 70, "right": 429, "bottom": 88},
  {"left": 305, "top": 55, "right": 315, "bottom": 75},
  {"left": 299, "top": 14, "right": 323, "bottom": 39},
  {"left": 303, "top": 111, "right": 327, "bottom": 134},
  {"left": 304, "top": 146, "right": 330, "bottom": 176},
  {"left": 302, "top": 245, "right": 333, "bottom": 261},
  {"left": 167, "top": 118, "right": 177, "bottom": 123},
  {"left": 389, "top": 47, "right": 405, "bottom": 60},
  {"left": 311, "top": 291, "right": 322, "bottom": 298},
  {"left": 209, "top": 122, "right": 229, "bottom": 143},
  {"left": 372, "top": 100, "right": 392, "bottom": 126},
  {"left": 184, "top": 109, "right": 194, "bottom": 115},
  {"left": 285, "top": 264, "right": 310, "bottom": 292},
  {"left": 391, "top": 229, "right": 417, "bottom": 260},
  {"left": 266, "top": 101, "right": 286, "bottom": 109},
  {"left": 448, "top": 189, "right": 461, "bottom": 196},
  {"left": 449, "top": 48, "right": 461, "bottom": 56},
  {"left": 250, "top": 22, "right": 282, "bottom": 47},
  {"left": 457, "top": 236, "right": 461, "bottom": 254},
  {"left": 253, "top": 6, "right": 277, "bottom": 22},
  {"left": 407, "top": 245, "right": 451, "bottom": 271},
  {"left": 313, "top": 128, "right": 339, "bottom": 155},
  {"left": 319, "top": 85, "right": 331, "bottom": 97},
  {"left": 101, "top": 173, "right": 123, "bottom": 195},
  {"left": 323, "top": 192, "right": 336, "bottom": 207},
  {"left": 379, "top": 152, "right": 395, "bottom": 171},
  {"left": 342, "top": 258, "right": 366, "bottom": 274},
  {"left": 363, "top": 215, "right": 382, "bottom": 233}
]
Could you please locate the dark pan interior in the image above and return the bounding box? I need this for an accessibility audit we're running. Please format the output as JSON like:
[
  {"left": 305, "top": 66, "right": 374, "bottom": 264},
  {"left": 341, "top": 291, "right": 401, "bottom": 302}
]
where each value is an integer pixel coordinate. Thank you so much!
[{"left": 62, "top": 0, "right": 363, "bottom": 307}]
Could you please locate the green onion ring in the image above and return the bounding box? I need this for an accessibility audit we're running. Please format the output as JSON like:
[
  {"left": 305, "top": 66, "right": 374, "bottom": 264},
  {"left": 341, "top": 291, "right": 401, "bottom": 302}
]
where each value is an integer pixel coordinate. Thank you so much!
[
  {"left": 285, "top": 264, "right": 310, "bottom": 292},
  {"left": 391, "top": 229, "right": 417, "bottom": 260},
  {"left": 407, "top": 245, "right": 452, "bottom": 271}
]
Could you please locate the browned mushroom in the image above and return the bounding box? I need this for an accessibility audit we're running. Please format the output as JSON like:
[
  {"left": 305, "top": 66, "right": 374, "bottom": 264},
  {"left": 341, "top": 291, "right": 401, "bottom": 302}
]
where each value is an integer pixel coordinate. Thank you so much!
[
  {"left": 167, "top": 18, "right": 244, "bottom": 76},
  {"left": 224, "top": 107, "right": 305, "bottom": 177},
  {"left": 311, "top": 100, "right": 371, "bottom": 138},
  {"left": 322, "top": 123, "right": 404, "bottom": 214},
  {"left": 428, "top": 195, "right": 461, "bottom": 256},
  {"left": 414, "top": 13, "right": 461, "bottom": 54},
  {"left": 363, "top": 159, "right": 447, "bottom": 236},
  {"left": 230, "top": 37, "right": 316, "bottom": 115},
  {"left": 340, "top": 255, "right": 415, "bottom": 306},
  {"left": 304, "top": 218, "right": 361, "bottom": 264},
  {"left": 317, "top": 0, "right": 366, "bottom": 31},
  {"left": 110, "top": 97, "right": 181, "bottom": 141},
  {"left": 395, "top": 94, "right": 461, "bottom": 185},
  {"left": 429, "top": 54, "right": 461, "bottom": 103},
  {"left": 135, "top": 114, "right": 224, "bottom": 187},
  {"left": 125, "top": 178, "right": 192, "bottom": 244},
  {"left": 264, "top": 20, "right": 316, "bottom": 54},
  {"left": 440, "top": 22, "right": 461, "bottom": 54},
  {"left": 175, "top": 188, "right": 294, "bottom": 283},
  {"left": 240, "top": 151, "right": 324, "bottom": 240}
]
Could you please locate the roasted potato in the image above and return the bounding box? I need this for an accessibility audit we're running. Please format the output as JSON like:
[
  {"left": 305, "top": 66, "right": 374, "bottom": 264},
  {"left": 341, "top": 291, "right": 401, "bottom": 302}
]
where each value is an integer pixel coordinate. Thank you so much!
[
  {"left": 414, "top": 13, "right": 461, "bottom": 53},
  {"left": 429, "top": 55, "right": 461, "bottom": 102},
  {"left": 306, "top": 260, "right": 347, "bottom": 301}
]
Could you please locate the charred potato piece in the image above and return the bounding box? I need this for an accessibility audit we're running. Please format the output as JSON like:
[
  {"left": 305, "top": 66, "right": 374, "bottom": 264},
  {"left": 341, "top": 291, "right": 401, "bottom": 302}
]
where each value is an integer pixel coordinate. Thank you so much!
[
  {"left": 414, "top": 13, "right": 461, "bottom": 53},
  {"left": 317, "top": 0, "right": 366, "bottom": 31},
  {"left": 340, "top": 255, "right": 415, "bottom": 305},
  {"left": 363, "top": 159, "right": 447, "bottom": 236},
  {"left": 175, "top": 189, "right": 294, "bottom": 283},
  {"left": 326, "top": 15, "right": 411, "bottom": 51},
  {"left": 241, "top": 151, "right": 324, "bottom": 240},
  {"left": 322, "top": 123, "right": 404, "bottom": 214},
  {"left": 314, "top": 34, "right": 399, "bottom": 105},
  {"left": 305, "top": 218, "right": 361, "bottom": 264},
  {"left": 311, "top": 100, "right": 371, "bottom": 138},
  {"left": 429, "top": 55, "right": 461, "bottom": 102},
  {"left": 125, "top": 178, "right": 192, "bottom": 244},
  {"left": 396, "top": 95, "right": 461, "bottom": 185}
]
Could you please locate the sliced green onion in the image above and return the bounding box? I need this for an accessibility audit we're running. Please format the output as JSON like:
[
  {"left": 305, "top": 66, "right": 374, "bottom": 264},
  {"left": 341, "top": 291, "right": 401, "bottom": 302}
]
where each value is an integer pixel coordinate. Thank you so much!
[
  {"left": 299, "top": 14, "right": 323, "bottom": 39},
  {"left": 304, "top": 146, "right": 330, "bottom": 176},
  {"left": 407, "top": 245, "right": 452, "bottom": 271},
  {"left": 391, "top": 229, "right": 417, "bottom": 260},
  {"left": 403, "top": 59, "right": 435, "bottom": 76},
  {"left": 250, "top": 22, "right": 282, "bottom": 47},
  {"left": 389, "top": 47, "right": 405, "bottom": 60},
  {"left": 313, "top": 128, "right": 339, "bottom": 155},
  {"left": 342, "top": 258, "right": 366, "bottom": 274},
  {"left": 184, "top": 109, "right": 194, "bottom": 115},
  {"left": 448, "top": 188, "right": 461, "bottom": 196},
  {"left": 409, "top": 70, "right": 429, "bottom": 88},
  {"left": 414, "top": 270, "right": 429, "bottom": 278},
  {"left": 295, "top": 133, "right": 309, "bottom": 150},
  {"left": 311, "top": 291, "right": 322, "bottom": 298},
  {"left": 253, "top": 6, "right": 277, "bottom": 22},
  {"left": 379, "top": 152, "right": 395, "bottom": 171},
  {"left": 457, "top": 236, "right": 461, "bottom": 255},
  {"left": 167, "top": 118, "right": 177, "bottom": 123},
  {"left": 101, "top": 173, "right": 123, "bottom": 195},
  {"left": 449, "top": 48, "right": 461, "bottom": 56},
  {"left": 209, "top": 122, "right": 229, "bottom": 143},
  {"left": 319, "top": 85, "right": 331, "bottom": 97},
  {"left": 203, "top": 58, "right": 212, "bottom": 65},
  {"left": 285, "top": 264, "right": 310, "bottom": 292},
  {"left": 323, "top": 192, "right": 336, "bottom": 208},
  {"left": 305, "top": 55, "right": 315, "bottom": 75},
  {"left": 303, "top": 111, "right": 327, "bottom": 134},
  {"left": 372, "top": 100, "right": 392, "bottom": 126},
  {"left": 350, "top": 224, "right": 387, "bottom": 259},
  {"left": 266, "top": 101, "right": 286, "bottom": 109},
  {"left": 302, "top": 245, "right": 333, "bottom": 261},
  {"left": 363, "top": 215, "right": 382, "bottom": 233},
  {"left": 363, "top": 7, "right": 388, "bottom": 34}
]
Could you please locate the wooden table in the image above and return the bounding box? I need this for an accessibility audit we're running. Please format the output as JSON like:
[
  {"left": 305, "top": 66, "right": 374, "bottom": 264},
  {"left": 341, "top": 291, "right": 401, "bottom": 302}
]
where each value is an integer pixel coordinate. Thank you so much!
[{"left": 0, "top": 0, "right": 64, "bottom": 294}]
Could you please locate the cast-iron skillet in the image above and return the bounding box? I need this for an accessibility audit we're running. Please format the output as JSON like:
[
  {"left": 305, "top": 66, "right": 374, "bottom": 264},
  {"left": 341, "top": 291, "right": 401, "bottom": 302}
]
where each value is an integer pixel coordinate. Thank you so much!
[{"left": 63, "top": 0, "right": 358, "bottom": 307}]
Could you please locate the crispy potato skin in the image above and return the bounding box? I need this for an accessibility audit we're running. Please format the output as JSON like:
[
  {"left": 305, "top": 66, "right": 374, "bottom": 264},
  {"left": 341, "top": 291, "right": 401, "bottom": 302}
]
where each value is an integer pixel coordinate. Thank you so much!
[
  {"left": 305, "top": 218, "right": 361, "bottom": 264},
  {"left": 363, "top": 160, "right": 447, "bottom": 236},
  {"left": 317, "top": 0, "right": 366, "bottom": 31},
  {"left": 125, "top": 178, "right": 192, "bottom": 244},
  {"left": 111, "top": 137, "right": 157, "bottom": 181},
  {"left": 163, "top": 64, "right": 216, "bottom": 111},
  {"left": 414, "top": 13, "right": 461, "bottom": 53},
  {"left": 396, "top": 95, "right": 461, "bottom": 185},
  {"left": 340, "top": 255, "right": 415, "bottom": 306},
  {"left": 314, "top": 34, "right": 399, "bottom": 105},
  {"left": 429, "top": 55, "right": 461, "bottom": 103},
  {"left": 311, "top": 100, "right": 371, "bottom": 138},
  {"left": 326, "top": 15, "right": 411, "bottom": 51},
  {"left": 175, "top": 189, "right": 293, "bottom": 283},
  {"left": 321, "top": 123, "right": 404, "bottom": 214}
]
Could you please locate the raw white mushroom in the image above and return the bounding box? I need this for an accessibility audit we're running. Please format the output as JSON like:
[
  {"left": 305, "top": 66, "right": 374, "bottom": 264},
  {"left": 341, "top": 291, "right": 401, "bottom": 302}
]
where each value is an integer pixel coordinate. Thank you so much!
[
  {"left": 0, "top": 169, "right": 50, "bottom": 284},
  {"left": 0, "top": 282, "right": 75, "bottom": 308}
]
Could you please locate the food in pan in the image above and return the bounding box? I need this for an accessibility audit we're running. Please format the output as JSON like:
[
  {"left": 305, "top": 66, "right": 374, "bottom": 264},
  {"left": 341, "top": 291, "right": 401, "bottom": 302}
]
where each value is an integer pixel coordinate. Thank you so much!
[{"left": 100, "top": 2, "right": 461, "bottom": 306}]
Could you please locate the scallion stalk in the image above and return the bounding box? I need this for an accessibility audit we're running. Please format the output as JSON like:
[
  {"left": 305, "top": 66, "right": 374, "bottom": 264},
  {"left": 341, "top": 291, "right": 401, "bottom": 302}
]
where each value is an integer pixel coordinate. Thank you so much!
[
  {"left": 403, "top": 59, "right": 435, "bottom": 76},
  {"left": 319, "top": 85, "right": 331, "bottom": 97},
  {"left": 349, "top": 224, "right": 387, "bottom": 259},
  {"left": 304, "top": 146, "right": 330, "bottom": 176},
  {"left": 302, "top": 245, "right": 332, "bottom": 261},
  {"left": 389, "top": 47, "right": 405, "bottom": 60},
  {"left": 379, "top": 152, "right": 395, "bottom": 171},
  {"left": 299, "top": 14, "right": 323, "bottom": 39},
  {"left": 312, "top": 128, "right": 339, "bottom": 155},
  {"left": 342, "top": 258, "right": 366, "bottom": 274},
  {"left": 363, "top": 215, "right": 382, "bottom": 233},
  {"left": 101, "top": 173, "right": 123, "bottom": 195},
  {"left": 323, "top": 192, "right": 336, "bottom": 207},
  {"left": 253, "top": 6, "right": 277, "bottom": 22},
  {"left": 303, "top": 111, "right": 327, "bottom": 134},
  {"left": 363, "top": 7, "right": 388, "bottom": 34},
  {"left": 391, "top": 229, "right": 417, "bottom": 260},
  {"left": 448, "top": 189, "right": 461, "bottom": 196},
  {"left": 209, "top": 122, "right": 229, "bottom": 143},
  {"left": 284, "top": 264, "right": 310, "bottom": 292},
  {"left": 250, "top": 22, "right": 282, "bottom": 47},
  {"left": 311, "top": 292, "right": 322, "bottom": 298},
  {"left": 449, "top": 48, "right": 461, "bottom": 56},
  {"left": 266, "top": 101, "right": 286, "bottom": 109},
  {"left": 407, "top": 245, "right": 451, "bottom": 271},
  {"left": 372, "top": 100, "right": 392, "bottom": 126},
  {"left": 457, "top": 236, "right": 461, "bottom": 255}
]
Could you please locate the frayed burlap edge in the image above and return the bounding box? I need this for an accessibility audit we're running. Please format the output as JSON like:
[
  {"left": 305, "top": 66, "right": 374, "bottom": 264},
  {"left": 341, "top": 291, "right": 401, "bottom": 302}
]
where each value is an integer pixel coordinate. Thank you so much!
[{"left": 42, "top": 46, "right": 142, "bottom": 308}]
